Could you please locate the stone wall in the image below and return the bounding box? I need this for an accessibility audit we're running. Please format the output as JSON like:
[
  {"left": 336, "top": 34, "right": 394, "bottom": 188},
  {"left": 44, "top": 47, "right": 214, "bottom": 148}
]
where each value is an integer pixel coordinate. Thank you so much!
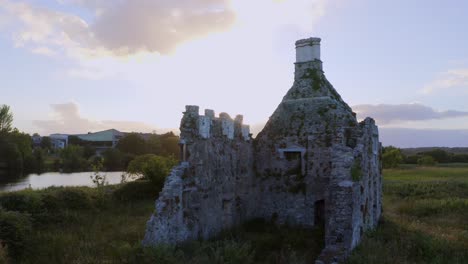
[
  {"left": 143, "top": 107, "right": 256, "bottom": 245},
  {"left": 143, "top": 37, "right": 382, "bottom": 263}
]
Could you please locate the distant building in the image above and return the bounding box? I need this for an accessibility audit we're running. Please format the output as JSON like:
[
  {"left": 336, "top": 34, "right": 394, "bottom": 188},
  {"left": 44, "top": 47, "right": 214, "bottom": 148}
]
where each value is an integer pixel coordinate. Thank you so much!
[
  {"left": 75, "top": 129, "right": 125, "bottom": 153},
  {"left": 32, "top": 134, "right": 42, "bottom": 147},
  {"left": 50, "top": 134, "right": 69, "bottom": 149},
  {"left": 49, "top": 129, "right": 125, "bottom": 152}
]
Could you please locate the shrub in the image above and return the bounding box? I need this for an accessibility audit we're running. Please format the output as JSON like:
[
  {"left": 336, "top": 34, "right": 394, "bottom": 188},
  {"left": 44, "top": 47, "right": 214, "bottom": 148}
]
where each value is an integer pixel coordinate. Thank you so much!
[
  {"left": 0, "top": 208, "right": 32, "bottom": 259},
  {"left": 55, "top": 188, "right": 92, "bottom": 210},
  {"left": 417, "top": 155, "right": 436, "bottom": 166},
  {"left": 60, "top": 145, "right": 90, "bottom": 172},
  {"left": 382, "top": 146, "right": 403, "bottom": 168},
  {"left": 113, "top": 180, "right": 160, "bottom": 201},
  {"left": 103, "top": 148, "right": 126, "bottom": 171},
  {"left": 40, "top": 192, "right": 63, "bottom": 212},
  {"left": 0, "top": 191, "right": 43, "bottom": 215},
  {"left": 127, "top": 155, "right": 177, "bottom": 186}
]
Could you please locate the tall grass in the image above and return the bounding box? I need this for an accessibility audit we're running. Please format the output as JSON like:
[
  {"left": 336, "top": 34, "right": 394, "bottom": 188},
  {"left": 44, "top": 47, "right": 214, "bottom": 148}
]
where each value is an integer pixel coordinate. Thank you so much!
[
  {"left": 1, "top": 164, "right": 467, "bottom": 263},
  {"left": 348, "top": 164, "right": 468, "bottom": 263}
]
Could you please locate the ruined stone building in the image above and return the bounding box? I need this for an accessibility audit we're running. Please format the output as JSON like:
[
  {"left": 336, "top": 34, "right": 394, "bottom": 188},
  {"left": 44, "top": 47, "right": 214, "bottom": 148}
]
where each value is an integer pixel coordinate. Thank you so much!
[{"left": 143, "top": 37, "right": 382, "bottom": 263}]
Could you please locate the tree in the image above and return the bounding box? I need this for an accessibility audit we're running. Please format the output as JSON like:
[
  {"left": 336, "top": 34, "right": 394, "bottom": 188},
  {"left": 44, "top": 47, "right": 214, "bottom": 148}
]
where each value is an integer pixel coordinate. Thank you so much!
[
  {"left": 102, "top": 148, "right": 125, "bottom": 171},
  {"left": 83, "top": 145, "right": 96, "bottom": 159},
  {"left": 60, "top": 145, "right": 89, "bottom": 172},
  {"left": 8, "top": 129, "right": 32, "bottom": 162},
  {"left": 420, "top": 149, "right": 450, "bottom": 163},
  {"left": 116, "top": 133, "right": 148, "bottom": 155},
  {"left": 0, "top": 105, "right": 13, "bottom": 134},
  {"left": 0, "top": 137, "right": 22, "bottom": 175},
  {"left": 159, "top": 132, "right": 180, "bottom": 158},
  {"left": 24, "top": 147, "right": 46, "bottom": 173},
  {"left": 127, "top": 154, "right": 177, "bottom": 186},
  {"left": 40, "top": 136, "right": 52, "bottom": 150},
  {"left": 147, "top": 134, "right": 162, "bottom": 155},
  {"left": 382, "top": 146, "right": 403, "bottom": 169}
]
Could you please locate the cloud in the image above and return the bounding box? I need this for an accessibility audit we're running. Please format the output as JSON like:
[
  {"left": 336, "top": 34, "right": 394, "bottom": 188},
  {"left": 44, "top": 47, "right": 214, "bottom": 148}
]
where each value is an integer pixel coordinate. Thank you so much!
[
  {"left": 90, "top": 0, "right": 236, "bottom": 55},
  {"left": 379, "top": 128, "right": 468, "bottom": 148},
  {"left": 33, "top": 102, "right": 168, "bottom": 135},
  {"left": 422, "top": 68, "right": 468, "bottom": 94},
  {"left": 0, "top": 0, "right": 94, "bottom": 57},
  {"left": 0, "top": 0, "right": 235, "bottom": 57},
  {"left": 353, "top": 103, "right": 468, "bottom": 125}
]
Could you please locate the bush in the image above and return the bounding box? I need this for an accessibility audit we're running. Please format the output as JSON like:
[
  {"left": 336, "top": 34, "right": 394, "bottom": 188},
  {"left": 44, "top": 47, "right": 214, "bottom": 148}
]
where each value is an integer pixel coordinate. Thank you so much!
[
  {"left": 418, "top": 155, "right": 436, "bottom": 166},
  {"left": 60, "top": 145, "right": 89, "bottom": 172},
  {"left": 113, "top": 180, "right": 160, "bottom": 201},
  {"left": 0, "top": 208, "right": 32, "bottom": 259},
  {"left": 0, "top": 191, "right": 43, "bottom": 215},
  {"left": 0, "top": 188, "right": 95, "bottom": 224},
  {"left": 127, "top": 155, "right": 177, "bottom": 186},
  {"left": 382, "top": 146, "right": 403, "bottom": 168},
  {"left": 55, "top": 188, "right": 92, "bottom": 210},
  {"left": 103, "top": 148, "right": 126, "bottom": 171}
]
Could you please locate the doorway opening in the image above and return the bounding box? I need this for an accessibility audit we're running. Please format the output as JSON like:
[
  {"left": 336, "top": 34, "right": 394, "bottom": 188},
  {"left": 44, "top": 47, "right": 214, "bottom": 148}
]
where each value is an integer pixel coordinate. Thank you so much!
[{"left": 314, "top": 199, "right": 325, "bottom": 227}]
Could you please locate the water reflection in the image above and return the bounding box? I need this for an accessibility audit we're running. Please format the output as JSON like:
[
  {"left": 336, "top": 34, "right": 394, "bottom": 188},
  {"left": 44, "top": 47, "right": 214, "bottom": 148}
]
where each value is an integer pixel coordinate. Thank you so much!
[{"left": 0, "top": 171, "right": 128, "bottom": 192}]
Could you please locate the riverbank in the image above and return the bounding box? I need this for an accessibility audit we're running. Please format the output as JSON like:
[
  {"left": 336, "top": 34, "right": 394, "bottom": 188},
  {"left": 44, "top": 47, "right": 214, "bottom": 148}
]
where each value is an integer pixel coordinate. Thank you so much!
[
  {"left": 0, "top": 171, "right": 128, "bottom": 192},
  {"left": 1, "top": 165, "right": 467, "bottom": 263}
]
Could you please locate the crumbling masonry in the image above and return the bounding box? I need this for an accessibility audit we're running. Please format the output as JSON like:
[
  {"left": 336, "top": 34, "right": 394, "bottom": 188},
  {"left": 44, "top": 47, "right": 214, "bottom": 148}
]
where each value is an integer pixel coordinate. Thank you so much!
[{"left": 143, "top": 37, "right": 382, "bottom": 263}]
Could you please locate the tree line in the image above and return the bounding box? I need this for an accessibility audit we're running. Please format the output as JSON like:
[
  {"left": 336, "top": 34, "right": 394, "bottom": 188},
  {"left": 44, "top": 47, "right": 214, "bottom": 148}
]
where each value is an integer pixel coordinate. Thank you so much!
[
  {"left": 0, "top": 104, "right": 180, "bottom": 176},
  {"left": 382, "top": 146, "right": 468, "bottom": 168}
]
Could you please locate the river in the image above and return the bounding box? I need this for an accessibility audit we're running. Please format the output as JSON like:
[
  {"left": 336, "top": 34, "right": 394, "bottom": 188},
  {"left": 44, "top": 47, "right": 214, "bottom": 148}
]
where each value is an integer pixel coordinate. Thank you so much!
[{"left": 0, "top": 171, "right": 130, "bottom": 192}]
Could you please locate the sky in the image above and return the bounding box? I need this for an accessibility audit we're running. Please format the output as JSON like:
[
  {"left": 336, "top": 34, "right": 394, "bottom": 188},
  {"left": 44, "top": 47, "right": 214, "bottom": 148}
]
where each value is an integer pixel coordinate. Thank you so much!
[{"left": 1, "top": 0, "right": 468, "bottom": 147}]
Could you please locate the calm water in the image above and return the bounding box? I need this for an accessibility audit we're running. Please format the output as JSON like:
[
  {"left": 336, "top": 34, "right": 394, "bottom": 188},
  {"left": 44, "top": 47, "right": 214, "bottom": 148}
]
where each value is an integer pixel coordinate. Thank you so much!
[{"left": 0, "top": 171, "right": 128, "bottom": 192}]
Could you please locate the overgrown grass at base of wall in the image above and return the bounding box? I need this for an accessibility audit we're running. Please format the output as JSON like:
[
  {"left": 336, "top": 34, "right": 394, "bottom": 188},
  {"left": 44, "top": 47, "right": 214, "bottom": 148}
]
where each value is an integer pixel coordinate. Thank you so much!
[
  {"left": 348, "top": 218, "right": 468, "bottom": 264},
  {"left": 1, "top": 164, "right": 467, "bottom": 263}
]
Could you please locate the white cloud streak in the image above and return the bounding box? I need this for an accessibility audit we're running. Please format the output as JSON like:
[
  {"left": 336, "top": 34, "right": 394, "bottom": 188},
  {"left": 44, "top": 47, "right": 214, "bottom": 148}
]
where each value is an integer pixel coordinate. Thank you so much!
[
  {"left": 353, "top": 103, "right": 468, "bottom": 125},
  {"left": 422, "top": 68, "right": 468, "bottom": 94}
]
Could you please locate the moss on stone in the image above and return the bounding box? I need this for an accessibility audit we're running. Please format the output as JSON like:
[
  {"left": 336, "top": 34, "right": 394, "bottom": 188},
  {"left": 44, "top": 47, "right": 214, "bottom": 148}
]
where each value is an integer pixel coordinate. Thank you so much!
[
  {"left": 351, "top": 159, "right": 362, "bottom": 181},
  {"left": 300, "top": 68, "right": 323, "bottom": 91}
]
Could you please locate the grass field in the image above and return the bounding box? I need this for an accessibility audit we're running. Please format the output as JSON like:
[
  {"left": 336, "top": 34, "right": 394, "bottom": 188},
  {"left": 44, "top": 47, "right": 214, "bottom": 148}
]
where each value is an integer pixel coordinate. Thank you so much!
[
  {"left": 1, "top": 165, "right": 467, "bottom": 263},
  {"left": 348, "top": 164, "right": 468, "bottom": 264}
]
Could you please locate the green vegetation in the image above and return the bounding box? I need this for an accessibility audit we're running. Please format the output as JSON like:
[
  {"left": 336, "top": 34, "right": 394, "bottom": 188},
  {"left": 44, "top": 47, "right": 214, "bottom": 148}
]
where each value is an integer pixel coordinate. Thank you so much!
[
  {"left": 0, "top": 105, "right": 13, "bottom": 134},
  {"left": 301, "top": 68, "right": 323, "bottom": 91},
  {"left": 127, "top": 154, "right": 177, "bottom": 187},
  {"left": 0, "top": 183, "right": 324, "bottom": 263},
  {"left": 351, "top": 159, "right": 362, "bottom": 181},
  {"left": 348, "top": 164, "right": 468, "bottom": 263},
  {"left": 404, "top": 147, "right": 468, "bottom": 164},
  {"left": 1, "top": 159, "right": 467, "bottom": 263},
  {"left": 0, "top": 105, "right": 180, "bottom": 178},
  {"left": 382, "top": 146, "right": 403, "bottom": 168},
  {"left": 383, "top": 146, "right": 468, "bottom": 167},
  {"left": 418, "top": 155, "right": 437, "bottom": 166},
  {"left": 0, "top": 184, "right": 159, "bottom": 263}
]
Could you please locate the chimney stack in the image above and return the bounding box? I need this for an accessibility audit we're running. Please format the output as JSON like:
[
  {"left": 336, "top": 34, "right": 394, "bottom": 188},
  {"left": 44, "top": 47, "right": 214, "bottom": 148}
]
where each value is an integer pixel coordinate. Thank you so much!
[{"left": 295, "top": 37, "right": 321, "bottom": 63}]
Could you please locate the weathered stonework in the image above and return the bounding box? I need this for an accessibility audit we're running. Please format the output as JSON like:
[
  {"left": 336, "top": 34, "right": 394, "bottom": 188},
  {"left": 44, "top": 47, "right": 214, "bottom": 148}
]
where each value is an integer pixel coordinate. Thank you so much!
[{"left": 143, "top": 37, "right": 382, "bottom": 263}]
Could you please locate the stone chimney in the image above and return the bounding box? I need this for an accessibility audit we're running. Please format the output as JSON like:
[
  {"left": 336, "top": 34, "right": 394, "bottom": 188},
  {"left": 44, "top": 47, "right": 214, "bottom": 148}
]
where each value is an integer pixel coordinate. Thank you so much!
[{"left": 295, "top": 37, "right": 321, "bottom": 63}]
